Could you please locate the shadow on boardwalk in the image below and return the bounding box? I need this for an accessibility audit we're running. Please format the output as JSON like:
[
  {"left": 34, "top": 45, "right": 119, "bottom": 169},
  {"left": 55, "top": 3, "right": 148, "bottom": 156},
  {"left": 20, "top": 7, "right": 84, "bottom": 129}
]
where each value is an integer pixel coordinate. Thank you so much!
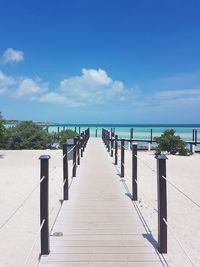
[{"left": 113, "top": 163, "right": 170, "bottom": 267}]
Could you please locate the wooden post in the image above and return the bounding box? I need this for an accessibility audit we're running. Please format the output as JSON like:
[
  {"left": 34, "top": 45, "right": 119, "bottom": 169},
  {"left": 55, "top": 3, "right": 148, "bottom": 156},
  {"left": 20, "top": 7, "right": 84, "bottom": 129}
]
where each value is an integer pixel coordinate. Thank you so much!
[
  {"left": 150, "top": 128, "right": 153, "bottom": 143},
  {"left": 108, "top": 132, "right": 111, "bottom": 153},
  {"left": 192, "top": 129, "right": 195, "bottom": 142},
  {"left": 77, "top": 136, "right": 80, "bottom": 165},
  {"left": 156, "top": 155, "right": 167, "bottom": 253},
  {"left": 72, "top": 138, "right": 77, "bottom": 177},
  {"left": 39, "top": 155, "right": 50, "bottom": 255},
  {"left": 81, "top": 134, "right": 84, "bottom": 157},
  {"left": 130, "top": 128, "right": 133, "bottom": 150},
  {"left": 111, "top": 133, "right": 114, "bottom": 157},
  {"left": 114, "top": 135, "right": 118, "bottom": 165},
  {"left": 96, "top": 128, "right": 98, "bottom": 138},
  {"left": 132, "top": 144, "right": 137, "bottom": 201},
  {"left": 63, "top": 144, "right": 68, "bottom": 200},
  {"left": 195, "top": 129, "right": 197, "bottom": 144},
  {"left": 121, "top": 139, "right": 125, "bottom": 177},
  {"left": 130, "top": 128, "right": 133, "bottom": 139}
]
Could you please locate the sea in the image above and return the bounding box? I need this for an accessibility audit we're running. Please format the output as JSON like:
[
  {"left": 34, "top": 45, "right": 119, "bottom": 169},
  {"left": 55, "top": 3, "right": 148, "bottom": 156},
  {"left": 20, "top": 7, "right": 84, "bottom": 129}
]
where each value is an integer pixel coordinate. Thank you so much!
[
  {"left": 46, "top": 124, "right": 200, "bottom": 151},
  {"left": 5, "top": 123, "right": 200, "bottom": 151}
]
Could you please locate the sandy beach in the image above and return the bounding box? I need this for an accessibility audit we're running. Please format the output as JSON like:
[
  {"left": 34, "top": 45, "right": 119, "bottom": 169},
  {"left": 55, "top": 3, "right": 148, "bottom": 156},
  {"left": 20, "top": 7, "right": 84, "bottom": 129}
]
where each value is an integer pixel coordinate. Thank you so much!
[
  {"left": 0, "top": 149, "right": 73, "bottom": 267},
  {"left": 124, "top": 149, "right": 200, "bottom": 267},
  {"left": 0, "top": 144, "right": 200, "bottom": 266}
]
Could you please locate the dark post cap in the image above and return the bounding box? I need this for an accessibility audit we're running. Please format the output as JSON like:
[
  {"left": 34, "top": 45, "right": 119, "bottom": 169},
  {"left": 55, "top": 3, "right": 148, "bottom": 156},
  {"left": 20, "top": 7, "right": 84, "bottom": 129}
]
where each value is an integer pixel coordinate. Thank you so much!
[
  {"left": 155, "top": 154, "right": 168, "bottom": 160},
  {"left": 39, "top": 155, "right": 51, "bottom": 160}
]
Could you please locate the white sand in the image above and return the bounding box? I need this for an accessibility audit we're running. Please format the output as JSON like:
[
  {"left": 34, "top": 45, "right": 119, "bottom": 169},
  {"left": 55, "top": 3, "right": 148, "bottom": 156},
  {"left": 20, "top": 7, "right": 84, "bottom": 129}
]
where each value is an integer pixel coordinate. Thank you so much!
[
  {"left": 0, "top": 146, "right": 200, "bottom": 266},
  {"left": 124, "top": 149, "right": 200, "bottom": 267},
  {"left": 0, "top": 149, "right": 73, "bottom": 267}
]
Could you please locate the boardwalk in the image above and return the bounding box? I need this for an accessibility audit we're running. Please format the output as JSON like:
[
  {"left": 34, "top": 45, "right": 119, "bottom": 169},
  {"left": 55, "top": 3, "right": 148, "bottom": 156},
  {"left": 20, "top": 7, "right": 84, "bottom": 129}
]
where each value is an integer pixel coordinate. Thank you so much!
[{"left": 39, "top": 138, "right": 164, "bottom": 267}]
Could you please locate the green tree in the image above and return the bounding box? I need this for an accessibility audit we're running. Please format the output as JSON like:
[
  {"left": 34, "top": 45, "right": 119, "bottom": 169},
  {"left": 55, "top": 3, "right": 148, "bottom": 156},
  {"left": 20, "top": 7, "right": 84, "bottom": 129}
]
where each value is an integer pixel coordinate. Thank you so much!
[
  {"left": 3, "top": 121, "right": 52, "bottom": 149},
  {"left": 155, "top": 129, "right": 190, "bottom": 156},
  {"left": 0, "top": 112, "right": 5, "bottom": 147},
  {"left": 58, "top": 129, "right": 78, "bottom": 147}
]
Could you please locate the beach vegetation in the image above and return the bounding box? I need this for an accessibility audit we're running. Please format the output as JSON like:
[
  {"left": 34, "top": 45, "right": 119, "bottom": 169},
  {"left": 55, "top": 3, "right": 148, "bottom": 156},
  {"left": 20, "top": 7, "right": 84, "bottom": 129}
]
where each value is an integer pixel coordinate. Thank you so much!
[
  {"left": 2, "top": 121, "right": 52, "bottom": 149},
  {"left": 155, "top": 129, "right": 190, "bottom": 156},
  {"left": 57, "top": 129, "right": 79, "bottom": 147},
  {"left": 0, "top": 112, "right": 5, "bottom": 147}
]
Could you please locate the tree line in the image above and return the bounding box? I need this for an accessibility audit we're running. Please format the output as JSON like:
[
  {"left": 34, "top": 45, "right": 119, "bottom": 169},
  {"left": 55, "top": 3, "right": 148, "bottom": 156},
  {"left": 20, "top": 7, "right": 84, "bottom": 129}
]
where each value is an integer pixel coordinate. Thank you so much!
[{"left": 0, "top": 113, "right": 77, "bottom": 150}]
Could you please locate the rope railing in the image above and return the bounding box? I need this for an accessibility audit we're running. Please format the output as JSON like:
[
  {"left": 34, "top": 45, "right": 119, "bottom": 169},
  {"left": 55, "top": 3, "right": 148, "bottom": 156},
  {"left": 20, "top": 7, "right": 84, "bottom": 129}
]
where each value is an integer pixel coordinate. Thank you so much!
[
  {"left": 0, "top": 127, "right": 90, "bottom": 266},
  {"left": 135, "top": 154, "right": 156, "bottom": 173},
  {"left": 102, "top": 128, "right": 199, "bottom": 265},
  {"left": 162, "top": 175, "right": 200, "bottom": 210},
  {"left": 67, "top": 145, "right": 76, "bottom": 154},
  {"left": 22, "top": 219, "right": 45, "bottom": 267},
  {"left": 0, "top": 176, "right": 45, "bottom": 231},
  {"left": 162, "top": 218, "right": 196, "bottom": 267},
  {"left": 135, "top": 154, "right": 198, "bottom": 264}
]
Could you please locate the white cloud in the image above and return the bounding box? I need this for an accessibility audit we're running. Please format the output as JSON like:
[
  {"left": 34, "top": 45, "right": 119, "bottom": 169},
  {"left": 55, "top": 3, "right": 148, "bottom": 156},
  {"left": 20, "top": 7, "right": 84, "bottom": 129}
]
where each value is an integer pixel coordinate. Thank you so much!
[
  {"left": 2, "top": 48, "right": 24, "bottom": 64},
  {"left": 14, "top": 78, "right": 48, "bottom": 98},
  {"left": 151, "top": 88, "right": 200, "bottom": 106},
  {"left": 155, "top": 88, "right": 200, "bottom": 98},
  {"left": 0, "top": 68, "right": 141, "bottom": 107},
  {"left": 58, "top": 68, "right": 139, "bottom": 106},
  {"left": 0, "top": 70, "right": 15, "bottom": 94},
  {"left": 38, "top": 92, "right": 81, "bottom": 107}
]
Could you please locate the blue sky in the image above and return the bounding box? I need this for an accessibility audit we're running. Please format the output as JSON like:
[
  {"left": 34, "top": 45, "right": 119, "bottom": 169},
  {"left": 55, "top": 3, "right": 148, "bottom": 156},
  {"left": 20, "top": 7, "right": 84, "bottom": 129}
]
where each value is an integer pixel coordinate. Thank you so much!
[{"left": 0, "top": 0, "right": 200, "bottom": 123}]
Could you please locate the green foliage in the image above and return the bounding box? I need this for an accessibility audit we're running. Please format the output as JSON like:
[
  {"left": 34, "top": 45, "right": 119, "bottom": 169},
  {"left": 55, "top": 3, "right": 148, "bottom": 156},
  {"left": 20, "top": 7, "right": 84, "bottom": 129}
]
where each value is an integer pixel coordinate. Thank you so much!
[
  {"left": 58, "top": 129, "right": 78, "bottom": 147},
  {"left": 2, "top": 121, "right": 52, "bottom": 149},
  {"left": 155, "top": 129, "right": 190, "bottom": 156},
  {"left": 0, "top": 112, "right": 5, "bottom": 146}
]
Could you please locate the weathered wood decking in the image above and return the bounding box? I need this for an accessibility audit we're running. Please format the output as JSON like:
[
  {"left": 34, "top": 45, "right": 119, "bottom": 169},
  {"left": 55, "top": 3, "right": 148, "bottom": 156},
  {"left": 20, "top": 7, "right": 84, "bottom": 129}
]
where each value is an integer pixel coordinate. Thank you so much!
[{"left": 39, "top": 138, "right": 164, "bottom": 267}]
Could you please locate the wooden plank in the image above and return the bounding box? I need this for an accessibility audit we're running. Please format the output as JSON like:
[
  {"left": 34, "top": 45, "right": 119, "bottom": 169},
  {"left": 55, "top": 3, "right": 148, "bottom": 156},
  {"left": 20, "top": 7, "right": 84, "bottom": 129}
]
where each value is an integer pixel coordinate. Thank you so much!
[
  {"left": 40, "top": 252, "right": 160, "bottom": 261},
  {"left": 39, "top": 138, "right": 163, "bottom": 267}
]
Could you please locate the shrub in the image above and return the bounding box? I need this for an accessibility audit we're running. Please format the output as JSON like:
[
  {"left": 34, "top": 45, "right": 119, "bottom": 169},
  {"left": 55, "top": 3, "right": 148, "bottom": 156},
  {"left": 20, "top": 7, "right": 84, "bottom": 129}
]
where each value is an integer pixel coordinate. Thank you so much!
[
  {"left": 2, "top": 121, "right": 52, "bottom": 149},
  {"left": 0, "top": 112, "right": 5, "bottom": 147},
  {"left": 58, "top": 129, "right": 78, "bottom": 147},
  {"left": 155, "top": 129, "right": 190, "bottom": 156}
]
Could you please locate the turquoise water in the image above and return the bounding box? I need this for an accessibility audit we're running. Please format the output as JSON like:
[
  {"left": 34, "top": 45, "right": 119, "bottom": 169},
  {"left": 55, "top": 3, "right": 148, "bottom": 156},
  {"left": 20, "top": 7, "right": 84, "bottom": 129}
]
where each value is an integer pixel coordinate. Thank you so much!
[
  {"left": 45, "top": 124, "right": 200, "bottom": 141},
  {"left": 46, "top": 124, "right": 200, "bottom": 151},
  {"left": 5, "top": 123, "right": 200, "bottom": 150}
]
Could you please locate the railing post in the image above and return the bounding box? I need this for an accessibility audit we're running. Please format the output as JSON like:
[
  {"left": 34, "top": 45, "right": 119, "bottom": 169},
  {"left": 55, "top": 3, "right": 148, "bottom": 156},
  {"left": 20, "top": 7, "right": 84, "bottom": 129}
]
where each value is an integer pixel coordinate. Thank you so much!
[
  {"left": 111, "top": 133, "right": 114, "bottom": 157},
  {"left": 115, "top": 135, "right": 118, "bottom": 165},
  {"left": 130, "top": 128, "right": 133, "bottom": 150},
  {"left": 132, "top": 144, "right": 137, "bottom": 201},
  {"left": 39, "top": 155, "right": 50, "bottom": 255},
  {"left": 195, "top": 129, "right": 197, "bottom": 144},
  {"left": 63, "top": 144, "right": 68, "bottom": 200},
  {"left": 150, "top": 128, "right": 153, "bottom": 143},
  {"left": 130, "top": 128, "right": 133, "bottom": 140},
  {"left": 156, "top": 155, "right": 167, "bottom": 253},
  {"left": 80, "top": 134, "right": 84, "bottom": 157},
  {"left": 72, "top": 138, "right": 77, "bottom": 177},
  {"left": 108, "top": 132, "right": 110, "bottom": 153},
  {"left": 121, "top": 139, "right": 125, "bottom": 177},
  {"left": 96, "top": 128, "right": 98, "bottom": 138},
  {"left": 77, "top": 136, "right": 80, "bottom": 165}
]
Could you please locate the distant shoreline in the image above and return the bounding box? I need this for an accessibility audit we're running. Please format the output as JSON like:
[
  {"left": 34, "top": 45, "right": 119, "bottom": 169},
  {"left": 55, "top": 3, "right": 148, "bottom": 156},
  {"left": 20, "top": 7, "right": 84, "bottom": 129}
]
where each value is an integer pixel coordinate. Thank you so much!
[{"left": 5, "top": 120, "right": 200, "bottom": 128}]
